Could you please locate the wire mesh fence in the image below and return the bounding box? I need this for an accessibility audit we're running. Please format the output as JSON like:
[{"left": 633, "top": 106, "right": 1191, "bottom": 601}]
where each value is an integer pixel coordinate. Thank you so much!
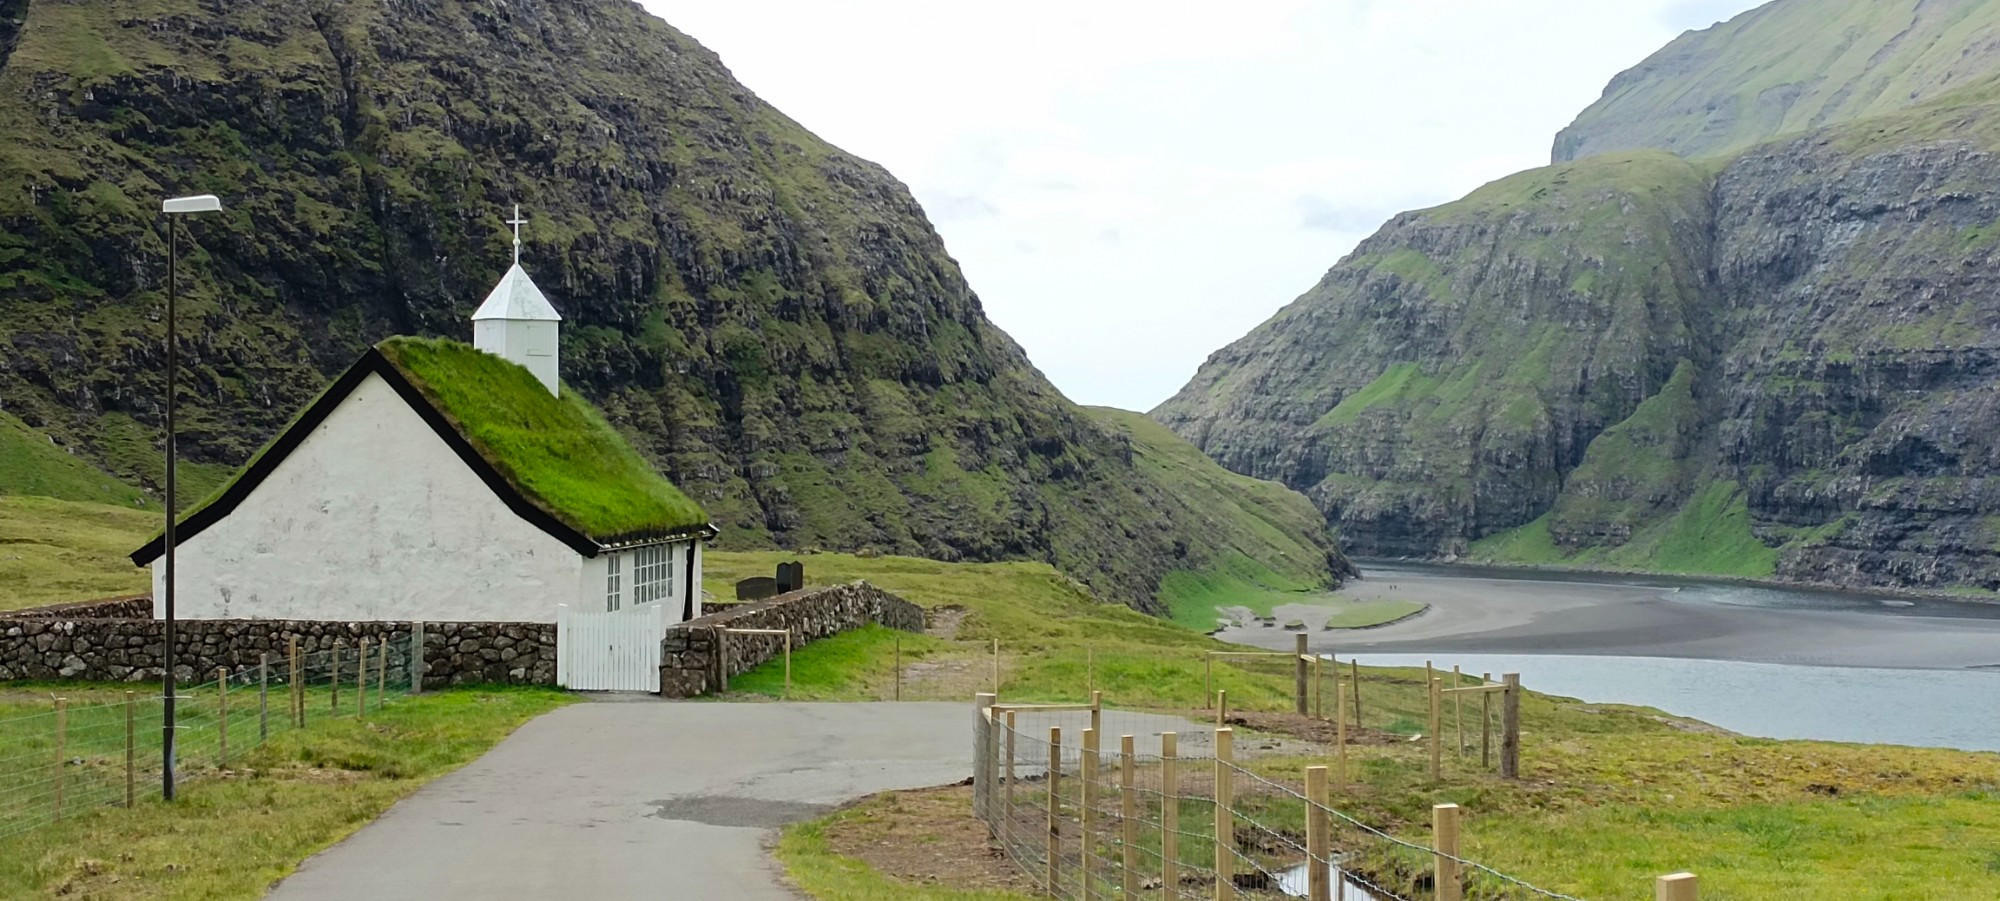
[
  {"left": 975, "top": 698, "right": 1582, "bottom": 901},
  {"left": 0, "top": 633, "right": 418, "bottom": 841}
]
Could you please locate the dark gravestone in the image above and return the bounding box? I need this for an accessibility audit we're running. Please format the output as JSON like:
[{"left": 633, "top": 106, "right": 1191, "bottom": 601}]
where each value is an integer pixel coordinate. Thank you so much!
[
  {"left": 776, "top": 561, "right": 805, "bottom": 593},
  {"left": 735, "top": 577, "right": 779, "bottom": 601}
]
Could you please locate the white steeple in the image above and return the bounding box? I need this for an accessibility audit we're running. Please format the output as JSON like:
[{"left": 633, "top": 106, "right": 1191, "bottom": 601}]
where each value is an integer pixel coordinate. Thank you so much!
[{"left": 472, "top": 205, "right": 562, "bottom": 394}]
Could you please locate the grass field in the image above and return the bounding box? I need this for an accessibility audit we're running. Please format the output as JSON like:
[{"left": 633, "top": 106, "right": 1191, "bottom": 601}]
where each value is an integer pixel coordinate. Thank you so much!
[
  {"left": 699, "top": 551, "right": 2000, "bottom": 900},
  {"left": 0, "top": 686, "right": 568, "bottom": 899},
  {"left": 0, "top": 495, "right": 154, "bottom": 611}
]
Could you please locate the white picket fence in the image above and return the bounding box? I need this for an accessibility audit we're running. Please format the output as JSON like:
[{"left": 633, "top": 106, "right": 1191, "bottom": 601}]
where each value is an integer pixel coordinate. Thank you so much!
[{"left": 556, "top": 603, "right": 664, "bottom": 692}]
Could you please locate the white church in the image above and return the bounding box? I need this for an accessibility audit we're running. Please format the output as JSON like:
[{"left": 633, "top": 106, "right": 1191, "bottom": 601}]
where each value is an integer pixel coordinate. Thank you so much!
[{"left": 130, "top": 209, "right": 715, "bottom": 687}]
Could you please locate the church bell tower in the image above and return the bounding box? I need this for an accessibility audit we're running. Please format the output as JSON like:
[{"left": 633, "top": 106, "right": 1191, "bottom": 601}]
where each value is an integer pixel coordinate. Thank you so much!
[{"left": 471, "top": 205, "right": 563, "bottom": 394}]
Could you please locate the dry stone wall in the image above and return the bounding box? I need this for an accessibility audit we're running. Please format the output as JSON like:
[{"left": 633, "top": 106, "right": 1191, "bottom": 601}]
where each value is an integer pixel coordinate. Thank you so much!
[
  {"left": 0, "top": 618, "right": 554, "bottom": 689},
  {"left": 2, "top": 595, "right": 154, "bottom": 620},
  {"left": 660, "top": 581, "right": 924, "bottom": 697}
]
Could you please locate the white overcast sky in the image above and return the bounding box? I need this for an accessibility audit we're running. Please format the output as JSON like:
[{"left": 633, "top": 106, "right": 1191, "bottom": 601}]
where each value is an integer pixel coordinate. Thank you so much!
[{"left": 640, "top": 0, "right": 1766, "bottom": 411}]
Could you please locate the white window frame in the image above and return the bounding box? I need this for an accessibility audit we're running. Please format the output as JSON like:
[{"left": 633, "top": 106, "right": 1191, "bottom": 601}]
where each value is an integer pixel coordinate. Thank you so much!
[
  {"left": 605, "top": 553, "right": 623, "bottom": 612},
  {"left": 632, "top": 543, "right": 676, "bottom": 606}
]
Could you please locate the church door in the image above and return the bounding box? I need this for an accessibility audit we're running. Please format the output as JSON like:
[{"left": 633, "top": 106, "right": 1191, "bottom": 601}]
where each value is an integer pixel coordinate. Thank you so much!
[{"left": 556, "top": 602, "right": 664, "bottom": 692}]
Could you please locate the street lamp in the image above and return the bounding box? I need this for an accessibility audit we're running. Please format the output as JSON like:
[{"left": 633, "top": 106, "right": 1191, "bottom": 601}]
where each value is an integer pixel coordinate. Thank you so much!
[{"left": 159, "top": 193, "right": 221, "bottom": 801}]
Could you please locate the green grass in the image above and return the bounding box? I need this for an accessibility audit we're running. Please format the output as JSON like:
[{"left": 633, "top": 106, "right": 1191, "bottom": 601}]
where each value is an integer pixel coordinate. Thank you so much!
[
  {"left": 724, "top": 624, "right": 950, "bottom": 700},
  {"left": 0, "top": 496, "right": 154, "bottom": 611},
  {"left": 0, "top": 410, "right": 149, "bottom": 508},
  {"left": 0, "top": 687, "right": 570, "bottom": 899},
  {"left": 1471, "top": 480, "right": 1779, "bottom": 580},
  {"left": 711, "top": 550, "right": 2000, "bottom": 900},
  {"left": 1319, "top": 598, "right": 1425, "bottom": 628}
]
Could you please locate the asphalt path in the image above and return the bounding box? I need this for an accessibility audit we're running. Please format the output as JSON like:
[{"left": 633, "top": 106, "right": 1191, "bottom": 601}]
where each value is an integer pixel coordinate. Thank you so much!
[
  {"left": 1220, "top": 564, "right": 2000, "bottom": 669},
  {"left": 265, "top": 701, "right": 978, "bottom": 900}
]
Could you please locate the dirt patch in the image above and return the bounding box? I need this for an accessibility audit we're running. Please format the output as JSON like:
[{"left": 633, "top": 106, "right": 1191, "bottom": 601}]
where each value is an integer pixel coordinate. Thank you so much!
[
  {"left": 650, "top": 794, "right": 833, "bottom": 828},
  {"left": 820, "top": 784, "right": 1040, "bottom": 894},
  {"left": 925, "top": 605, "right": 969, "bottom": 639}
]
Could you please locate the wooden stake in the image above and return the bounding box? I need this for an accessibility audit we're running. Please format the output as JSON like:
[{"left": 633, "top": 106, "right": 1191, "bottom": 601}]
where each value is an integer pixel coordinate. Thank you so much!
[
  {"left": 53, "top": 697, "right": 66, "bottom": 820},
  {"left": 1215, "top": 727, "right": 1235, "bottom": 901},
  {"left": 894, "top": 635, "right": 902, "bottom": 702},
  {"left": 1501, "top": 673, "right": 1521, "bottom": 780},
  {"left": 288, "top": 636, "right": 300, "bottom": 728},
  {"left": 1294, "top": 633, "right": 1309, "bottom": 715},
  {"left": 1350, "top": 659, "right": 1362, "bottom": 729},
  {"left": 1215, "top": 689, "right": 1227, "bottom": 728},
  {"left": 1204, "top": 656, "right": 1213, "bottom": 710},
  {"left": 1334, "top": 660, "right": 1348, "bottom": 786},
  {"left": 358, "top": 637, "right": 370, "bottom": 717},
  {"left": 1433, "top": 803, "right": 1461, "bottom": 901},
  {"left": 992, "top": 638, "right": 1000, "bottom": 694},
  {"left": 1087, "top": 646, "right": 1094, "bottom": 694},
  {"left": 378, "top": 635, "right": 388, "bottom": 699},
  {"left": 1121, "top": 734, "right": 1137, "bottom": 901},
  {"left": 1004, "top": 710, "right": 1017, "bottom": 819},
  {"left": 1429, "top": 675, "right": 1442, "bottom": 781},
  {"left": 784, "top": 631, "right": 792, "bottom": 700},
  {"left": 1091, "top": 690, "right": 1102, "bottom": 737},
  {"left": 124, "top": 691, "right": 136, "bottom": 808},
  {"left": 331, "top": 640, "right": 342, "bottom": 711},
  {"left": 1047, "top": 726, "right": 1062, "bottom": 896},
  {"left": 1480, "top": 672, "right": 1491, "bottom": 769},
  {"left": 1656, "top": 872, "right": 1698, "bottom": 901},
  {"left": 1306, "top": 766, "right": 1331, "bottom": 901},
  {"left": 259, "top": 654, "right": 269, "bottom": 743},
  {"left": 216, "top": 667, "right": 229, "bottom": 767},
  {"left": 1452, "top": 665, "right": 1463, "bottom": 756},
  {"left": 1314, "top": 655, "right": 1324, "bottom": 720},
  {"left": 1082, "top": 728, "right": 1099, "bottom": 901},
  {"left": 1161, "top": 732, "right": 1178, "bottom": 900}
]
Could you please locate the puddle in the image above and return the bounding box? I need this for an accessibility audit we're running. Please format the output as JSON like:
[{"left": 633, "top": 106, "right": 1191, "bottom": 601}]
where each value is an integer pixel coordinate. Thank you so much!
[
  {"left": 1276, "top": 861, "right": 1386, "bottom": 900},
  {"left": 646, "top": 794, "right": 832, "bottom": 828}
]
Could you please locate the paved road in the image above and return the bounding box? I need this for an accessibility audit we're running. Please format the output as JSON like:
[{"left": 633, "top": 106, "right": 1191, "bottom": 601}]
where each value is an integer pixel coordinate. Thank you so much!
[{"left": 265, "top": 701, "right": 977, "bottom": 900}]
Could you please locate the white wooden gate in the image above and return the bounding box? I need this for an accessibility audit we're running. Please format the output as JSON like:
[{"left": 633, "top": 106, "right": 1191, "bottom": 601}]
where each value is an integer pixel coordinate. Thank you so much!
[{"left": 557, "top": 603, "right": 664, "bottom": 692}]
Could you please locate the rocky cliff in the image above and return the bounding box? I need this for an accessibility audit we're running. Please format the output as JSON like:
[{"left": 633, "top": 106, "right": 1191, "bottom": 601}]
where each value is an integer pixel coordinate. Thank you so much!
[
  {"left": 1159, "top": 0, "right": 2000, "bottom": 592},
  {"left": 0, "top": 0, "right": 1345, "bottom": 611}
]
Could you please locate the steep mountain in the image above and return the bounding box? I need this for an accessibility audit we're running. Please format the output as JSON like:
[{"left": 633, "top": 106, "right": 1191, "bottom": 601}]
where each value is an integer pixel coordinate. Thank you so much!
[
  {"left": 1159, "top": 0, "right": 2000, "bottom": 592},
  {"left": 0, "top": 0, "right": 1345, "bottom": 612},
  {"left": 1555, "top": 0, "right": 2000, "bottom": 163}
]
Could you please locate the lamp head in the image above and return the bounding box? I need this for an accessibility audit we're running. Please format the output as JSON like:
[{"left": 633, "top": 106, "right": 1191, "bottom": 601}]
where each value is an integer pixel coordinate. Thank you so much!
[{"left": 161, "top": 195, "right": 222, "bottom": 215}]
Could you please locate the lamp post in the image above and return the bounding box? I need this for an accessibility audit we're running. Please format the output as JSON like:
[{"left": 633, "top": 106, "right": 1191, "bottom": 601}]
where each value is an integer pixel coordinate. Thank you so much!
[{"left": 159, "top": 193, "right": 221, "bottom": 801}]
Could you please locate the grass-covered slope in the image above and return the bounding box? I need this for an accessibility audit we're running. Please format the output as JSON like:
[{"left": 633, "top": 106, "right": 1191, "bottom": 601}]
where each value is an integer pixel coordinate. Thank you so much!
[
  {"left": 0, "top": 410, "right": 146, "bottom": 508},
  {"left": 0, "top": 496, "right": 153, "bottom": 610},
  {"left": 1553, "top": 0, "right": 2000, "bottom": 163},
  {"left": 0, "top": 0, "right": 1346, "bottom": 610}
]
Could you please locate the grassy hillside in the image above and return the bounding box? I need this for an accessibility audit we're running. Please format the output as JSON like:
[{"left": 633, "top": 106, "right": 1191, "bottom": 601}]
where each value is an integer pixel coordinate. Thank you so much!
[
  {"left": 0, "top": 410, "right": 147, "bottom": 508},
  {"left": 0, "top": 496, "right": 152, "bottom": 610},
  {"left": 687, "top": 552, "right": 2000, "bottom": 899},
  {"left": 1554, "top": 0, "right": 2000, "bottom": 162}
]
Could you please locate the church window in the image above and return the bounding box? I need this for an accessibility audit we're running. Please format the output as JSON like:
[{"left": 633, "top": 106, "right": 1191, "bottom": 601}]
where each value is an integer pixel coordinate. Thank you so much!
[
  {"left": 633, "top": 543, "right": 676, "bottom": 605},
  {"left": 606, "top": 554, "right": 623, "bottom": 612}
]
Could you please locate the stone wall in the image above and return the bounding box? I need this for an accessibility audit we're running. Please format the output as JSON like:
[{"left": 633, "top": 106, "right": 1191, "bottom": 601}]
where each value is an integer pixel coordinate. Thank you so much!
[
  {"left": 0, "top": 618, "right": 555, "bottom": 689},
  {"left": 2, "top": 595, "right": 153, "bottom": 620},
  {"left": 660, "top": 581, "right": 925, "bottom": 697}
]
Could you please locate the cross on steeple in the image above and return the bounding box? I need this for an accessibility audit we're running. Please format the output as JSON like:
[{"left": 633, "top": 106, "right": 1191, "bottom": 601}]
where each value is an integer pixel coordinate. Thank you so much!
[{"left": 507, "top": 204, "right": 528, "bottom": 264}]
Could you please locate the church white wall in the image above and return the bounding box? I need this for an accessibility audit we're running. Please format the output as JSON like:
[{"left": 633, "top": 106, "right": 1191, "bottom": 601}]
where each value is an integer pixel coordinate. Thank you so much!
[
  {"left": 473, "top": 318, "right": 559, "bottom": 394},
  {"left": 574, "top": 540, "right": 703, "bottom": 628},
  {"left": 152, "top": 372, "right": 581, "bottom": 622}
]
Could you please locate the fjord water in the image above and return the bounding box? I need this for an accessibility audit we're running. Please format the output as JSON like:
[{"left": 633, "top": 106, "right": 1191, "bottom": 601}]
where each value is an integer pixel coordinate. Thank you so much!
[{"left": 1344, "top": 564, "right": 2000, "bottom": 752}]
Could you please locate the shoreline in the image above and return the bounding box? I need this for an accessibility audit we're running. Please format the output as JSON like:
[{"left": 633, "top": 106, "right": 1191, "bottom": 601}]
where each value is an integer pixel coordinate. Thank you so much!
[{"left": 1350, "top": 555, "right": 2000, "bottom": 606}]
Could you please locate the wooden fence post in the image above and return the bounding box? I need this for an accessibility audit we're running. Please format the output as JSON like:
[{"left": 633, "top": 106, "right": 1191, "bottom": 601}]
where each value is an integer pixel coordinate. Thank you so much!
[
  {"left": 1501, "top": 674, "right": 1521, "bottom": 780},
  {"left": 1428, "top": 674, "right": 1442, "bottom": 781},
  {"left": 378, "top": 635, "right": 388, "bottom": 699},
  {"left": 331, "top": 640, "right": 342, "bottom": 712},
  {"left": 217, "top": 667, "right": 229, "bottom": 767},
  {"left": 1306, "top": 766, "right": 1330, "bottom": 901},
  {"left": 54, "top": 697, "right": 66, "bottom": 820},
  {"left": 1294, "top": 632, "right": 1309, "bottom": 715},
  {"left": 1434, "top": 803, "right": 1461, "bottom": 901},
  {"left": 1121, "top": 734, "right": 1137, "bottom": 901},
  {"left": 1005, "top": 710, "right": 1018, "bottom": 822},
  {"left": 287, "top": 636, "right": 300, "bottom": 728},
  {"left": 1314, "top": 655, "right": 1324, "bottom": 720},
  {"left": 784, "top": 631, "right": 792, "bottom": 700},
  {"left": 358, "top": 637, "right": 370, "bottom": 717},
  {"left": 124, "top": 691, "right": 136, "bottom": 808},
  {"left": 1215, "top": 689, "right": 1228, "bottom": 728},
  {"left": 1215, "top": 727, "right": 1235, "bottom": 901},
  {"left": 1656, "top": 872, "right": 1698, "bottom": 901},
  {"left": 412, "top": 622, "right": 426, "bottom": 693},
  {"left": 992, "top": 638, "right": 1000, "bottom": 694},
  {"left": 1161, "top": 732, "right": 1178, "bottom": 900},
  {"left": 1452, "top": 665, "right": 1463, "bottom": 756},
  {"left": 1204, "top": 655, "right": 1213, "bottom": 710},
  {"left": 1480, "top": 672, "right": 1491, "bottom": 770},
  {"left": 1087, "top": 646, "right": 1095, "bottom": 694},
  {"left": 974, "top": 693, "right": 997, "bottom": 826},
  {"left": 1082, "top": 728, "right": 1099, "bottom": 900},
  {"left": 1048, "top": 726, "right": 1063, "bottom": 897},
  {"left": 1335, "top": 660, "right": 1348, "bottom": 786},
  {"left": 259, "top": 654, "right": 269, "bottom": 743},
  {"left": 1091, "top": 690, "right": 1103, "bottom": 737},
  {"left": 1349, "top": 659, "right": 1362, "bottom": 729},
  {"left": 894, "top": 635, "right": 903, "bottom": 701}
]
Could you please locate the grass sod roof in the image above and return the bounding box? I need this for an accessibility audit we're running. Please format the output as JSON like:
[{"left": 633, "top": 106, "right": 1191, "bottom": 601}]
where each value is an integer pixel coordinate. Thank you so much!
[
  {"left": 131, "top": 337, "right": 707, "bottom": 564},
  {"left": 374, "top": 337, "right": 709, "bottom": 542}
]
